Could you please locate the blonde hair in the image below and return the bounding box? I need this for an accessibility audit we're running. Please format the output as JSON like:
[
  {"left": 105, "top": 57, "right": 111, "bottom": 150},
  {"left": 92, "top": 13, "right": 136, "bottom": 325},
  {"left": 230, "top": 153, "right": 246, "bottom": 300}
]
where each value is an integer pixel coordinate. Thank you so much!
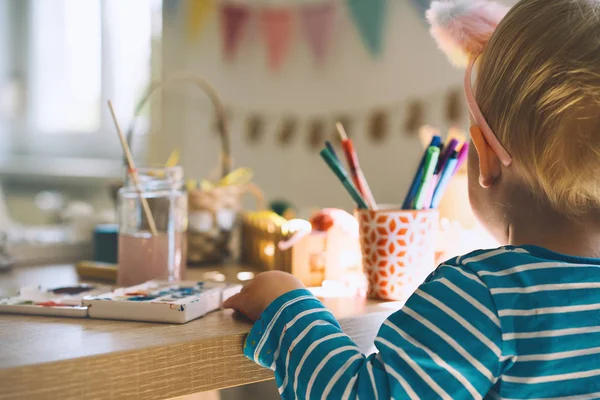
[{"left": 476, "top": 0, "right": 600, "bottom": 214}]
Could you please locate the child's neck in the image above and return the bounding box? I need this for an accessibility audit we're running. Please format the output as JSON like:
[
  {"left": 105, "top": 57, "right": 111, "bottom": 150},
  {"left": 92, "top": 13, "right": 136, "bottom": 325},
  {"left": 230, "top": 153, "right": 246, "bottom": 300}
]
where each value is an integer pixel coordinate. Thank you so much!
[{"left": 507, "top": 200, "right": 600, "bottom": 259}]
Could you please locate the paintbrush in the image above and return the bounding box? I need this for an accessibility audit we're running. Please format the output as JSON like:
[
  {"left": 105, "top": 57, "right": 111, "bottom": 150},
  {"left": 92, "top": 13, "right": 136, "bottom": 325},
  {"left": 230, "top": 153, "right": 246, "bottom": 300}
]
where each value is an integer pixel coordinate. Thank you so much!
[{"left": 107, "top": 100, "right": 158, "bottom": 236}]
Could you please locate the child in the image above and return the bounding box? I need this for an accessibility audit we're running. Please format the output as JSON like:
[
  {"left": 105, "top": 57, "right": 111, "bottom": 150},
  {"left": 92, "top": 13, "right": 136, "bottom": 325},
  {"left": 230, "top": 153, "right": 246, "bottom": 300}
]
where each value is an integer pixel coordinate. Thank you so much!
[{"left": 224, "top": 0, "right": 600, "bottom": 398}]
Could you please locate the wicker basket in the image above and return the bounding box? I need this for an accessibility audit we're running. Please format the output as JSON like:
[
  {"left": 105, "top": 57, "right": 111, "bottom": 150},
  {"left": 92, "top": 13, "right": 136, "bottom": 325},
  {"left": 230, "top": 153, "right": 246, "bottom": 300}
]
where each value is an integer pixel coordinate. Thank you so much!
[{"left": 128, "top": 73, "right": 263, "bottom": 264}]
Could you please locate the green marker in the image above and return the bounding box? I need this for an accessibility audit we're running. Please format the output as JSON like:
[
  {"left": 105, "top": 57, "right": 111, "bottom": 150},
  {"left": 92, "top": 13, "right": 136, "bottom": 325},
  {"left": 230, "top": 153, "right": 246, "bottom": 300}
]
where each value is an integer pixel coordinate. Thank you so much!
[
  {"left": 320, "top": 148, "right": 369, "bottom": 209},
  {"left": 414, "top": 146, "right": 441, "bottom": 210}
]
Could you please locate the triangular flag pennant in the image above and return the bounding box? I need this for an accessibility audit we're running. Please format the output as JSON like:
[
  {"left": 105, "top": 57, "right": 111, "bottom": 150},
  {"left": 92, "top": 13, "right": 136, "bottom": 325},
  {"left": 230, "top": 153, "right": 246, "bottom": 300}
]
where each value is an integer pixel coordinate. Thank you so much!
[
  {"left": 410, "top": 0, "right": 431, "bottom": 15},
  {"left": 300, "top": 3, "right": 336, "bottom": 66},
  {"left": 347, "top": 0, "right": 387, "bottom": 57},
  {"left": 220, "top": 4, "right": 251, "bottom": 61},
  {"left": 186, "top": 0, "right": 216, "bottom": 41},
  {"left": 164, "top": 0, "right": 182, "bottom": 14},
  {"left": 259, "top": 8, "right": 293, "bottom": 71}
]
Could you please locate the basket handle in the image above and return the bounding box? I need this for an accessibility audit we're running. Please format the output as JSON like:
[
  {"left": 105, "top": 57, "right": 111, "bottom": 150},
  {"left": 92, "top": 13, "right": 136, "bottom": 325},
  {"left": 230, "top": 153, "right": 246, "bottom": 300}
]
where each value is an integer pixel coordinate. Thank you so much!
[
  {"left": 242, "top": 182, "right": 267, "bottom": 211},
  {"left": 127, "top": 72, "right": 232, "bottom": 178}
]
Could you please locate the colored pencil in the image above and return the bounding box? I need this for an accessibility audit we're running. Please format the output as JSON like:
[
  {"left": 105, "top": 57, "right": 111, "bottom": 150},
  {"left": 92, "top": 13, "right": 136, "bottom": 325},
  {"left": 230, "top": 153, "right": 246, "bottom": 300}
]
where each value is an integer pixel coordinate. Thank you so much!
[
  {"left": 402, "top": 135, "right": 442, "bottom": 209},
  {"left": 320, "top": 147, "right": 368, "bottom": 209},
  {"left": 336, "top": 122, "right": 378, "bottom": 210},
  {"left": 414, "top": 147, "right": 440, "bottom": 210}
]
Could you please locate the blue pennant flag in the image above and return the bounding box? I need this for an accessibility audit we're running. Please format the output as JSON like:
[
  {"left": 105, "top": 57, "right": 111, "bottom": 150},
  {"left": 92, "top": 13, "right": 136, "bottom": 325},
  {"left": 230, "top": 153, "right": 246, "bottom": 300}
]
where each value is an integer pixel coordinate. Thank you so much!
[
  {"left": 347, "top": 0, "right": 387, "bottom": 57},
  {"left": 164, "top": 0, "right": 182, "bottom": 14},
  {"left": 411, "top": 0, "right": 432, "bottom": 16}
]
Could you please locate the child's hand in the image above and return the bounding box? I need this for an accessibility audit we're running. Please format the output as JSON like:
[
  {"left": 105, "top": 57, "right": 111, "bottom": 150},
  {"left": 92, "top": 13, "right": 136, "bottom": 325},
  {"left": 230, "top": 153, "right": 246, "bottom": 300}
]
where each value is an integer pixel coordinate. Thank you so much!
[{"left": 223, "top": 271, "right": 305, "bottom": 321}]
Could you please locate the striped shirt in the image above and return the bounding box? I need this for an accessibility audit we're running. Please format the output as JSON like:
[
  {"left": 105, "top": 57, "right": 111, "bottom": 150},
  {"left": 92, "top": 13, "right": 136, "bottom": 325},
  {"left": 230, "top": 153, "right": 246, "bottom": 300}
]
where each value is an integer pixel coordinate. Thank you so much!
[{"left": 243, "top": 245, "right": 600, "bottom": 399}]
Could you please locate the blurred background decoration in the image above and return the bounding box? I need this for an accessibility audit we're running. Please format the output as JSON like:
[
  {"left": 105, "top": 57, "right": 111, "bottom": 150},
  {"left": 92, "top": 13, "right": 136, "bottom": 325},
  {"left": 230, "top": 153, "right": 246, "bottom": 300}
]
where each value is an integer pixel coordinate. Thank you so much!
[
  {"left": 159, "top": 0, "right": 474, "bottom": 211},
  {"left": 0, "top": 0, "right": 161, "bottom": 265},
  {"left": 0, "top": 0, "right": 502, "bottom": 263},
  {"left": 177, "top": 0, "right": 429, "bottom": 64},
  {"left": 0, "top": 0, "right": 494, "bottom": 267},
  {"left": 160, "top": 0, "right": 461, "bottom": 151}
]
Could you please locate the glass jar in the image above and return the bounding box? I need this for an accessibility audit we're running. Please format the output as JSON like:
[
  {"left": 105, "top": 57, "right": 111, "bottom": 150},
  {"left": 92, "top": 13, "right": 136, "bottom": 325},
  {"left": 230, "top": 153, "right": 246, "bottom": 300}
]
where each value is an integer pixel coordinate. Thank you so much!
[{"left": 117, "top": 166, "right": 187, "bottom": 286}]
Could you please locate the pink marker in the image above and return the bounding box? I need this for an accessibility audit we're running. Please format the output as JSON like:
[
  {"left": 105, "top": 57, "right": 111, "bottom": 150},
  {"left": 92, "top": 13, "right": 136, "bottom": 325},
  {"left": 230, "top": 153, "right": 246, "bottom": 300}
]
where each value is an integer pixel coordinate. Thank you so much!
[{"left": 454, "top": 142, "right": 469, "bottom": 174}]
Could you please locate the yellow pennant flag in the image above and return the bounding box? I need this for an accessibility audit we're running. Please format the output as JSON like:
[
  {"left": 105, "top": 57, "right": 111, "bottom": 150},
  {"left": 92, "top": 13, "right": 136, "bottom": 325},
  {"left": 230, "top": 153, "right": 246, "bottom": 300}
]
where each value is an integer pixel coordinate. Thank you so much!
[
  {"left": 186, "top": 0, "right": 215, "bottom": 41},
  {"left": 165, "top": 149, "right": 180, "bottom": 168}
]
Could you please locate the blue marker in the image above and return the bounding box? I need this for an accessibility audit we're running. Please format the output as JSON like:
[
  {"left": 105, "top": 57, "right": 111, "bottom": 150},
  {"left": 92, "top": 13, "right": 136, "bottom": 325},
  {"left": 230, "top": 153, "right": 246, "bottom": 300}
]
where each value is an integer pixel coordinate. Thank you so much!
[
  {"left": 430, "top": 156, "right": 458, "bottom": 209},
  {"left": 402, "top": 135, "right": 442, "bottom": 209}
]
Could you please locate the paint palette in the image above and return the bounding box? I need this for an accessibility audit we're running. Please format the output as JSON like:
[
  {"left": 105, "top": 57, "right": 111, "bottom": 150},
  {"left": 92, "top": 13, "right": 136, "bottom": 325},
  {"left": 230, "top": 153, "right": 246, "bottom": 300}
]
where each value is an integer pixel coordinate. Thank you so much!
[
  {"left": 82, "top": 280, "right": 243, "bottom": 324},
  {"left": 0, "top": 284, "right": 111, "bottom": 318},
  {"left": 0, "top": 281, "right": 243, "bottom": 324}
]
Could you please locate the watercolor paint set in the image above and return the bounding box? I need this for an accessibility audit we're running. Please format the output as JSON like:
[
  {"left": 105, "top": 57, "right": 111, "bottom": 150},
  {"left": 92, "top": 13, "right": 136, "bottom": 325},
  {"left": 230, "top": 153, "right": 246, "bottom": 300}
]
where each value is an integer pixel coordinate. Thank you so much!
[
  {"left": 82, "top": 280, "right": 242, "bottom": 323},
  {"left": 0, "top": 280, "right": 242, "bottom": 324},
  {"left": 0, "top": 284, "right": 111, "bottom": 318}
]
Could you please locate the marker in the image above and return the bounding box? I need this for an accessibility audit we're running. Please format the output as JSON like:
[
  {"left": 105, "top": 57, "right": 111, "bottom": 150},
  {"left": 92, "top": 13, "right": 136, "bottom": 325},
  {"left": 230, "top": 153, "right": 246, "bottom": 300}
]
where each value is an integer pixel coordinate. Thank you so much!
[
  {"left": 431, "top": 156, "right": 458, "bottom": 209},
  {"left": 424, "top": 138, "right": 461, "bottom": 207},
  {"left": 454, "top": 141, "right": 469, "bottom": 174},
  {"left": 320, "top": 148, "right": 368, "bottom": 209},
  {"left": 414, "top": 146, "right": 440, "bottom": 210},
  {"left": 436, "top": 138, "right": 459, "bottom": 175},
  {"left": 422, "top": 172, "right": 439, "bottom": 210},
  {"left": 402, "top": 136, "right": 442, "bottom": 209}
]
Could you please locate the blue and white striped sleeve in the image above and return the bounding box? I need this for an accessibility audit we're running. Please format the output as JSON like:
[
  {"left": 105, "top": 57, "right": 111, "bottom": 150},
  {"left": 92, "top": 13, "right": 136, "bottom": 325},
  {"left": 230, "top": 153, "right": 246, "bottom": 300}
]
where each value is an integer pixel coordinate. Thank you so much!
[{"left": 244, "top": 264, "right": 503, "bottom": 400}]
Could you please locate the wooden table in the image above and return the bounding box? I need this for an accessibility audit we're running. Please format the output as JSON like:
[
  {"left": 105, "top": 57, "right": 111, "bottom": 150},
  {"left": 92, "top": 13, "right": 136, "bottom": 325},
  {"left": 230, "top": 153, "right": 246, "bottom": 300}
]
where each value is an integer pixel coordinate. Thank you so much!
[{"left": 0, "top": 265, "right": 397, "bottom": 400}]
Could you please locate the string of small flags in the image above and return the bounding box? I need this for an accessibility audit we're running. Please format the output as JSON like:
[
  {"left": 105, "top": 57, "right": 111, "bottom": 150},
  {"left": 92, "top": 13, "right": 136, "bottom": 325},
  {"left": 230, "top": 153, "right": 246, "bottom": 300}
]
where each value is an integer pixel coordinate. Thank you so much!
[{"left": 164, "top": 0, "right": 432, "bottom": 70}]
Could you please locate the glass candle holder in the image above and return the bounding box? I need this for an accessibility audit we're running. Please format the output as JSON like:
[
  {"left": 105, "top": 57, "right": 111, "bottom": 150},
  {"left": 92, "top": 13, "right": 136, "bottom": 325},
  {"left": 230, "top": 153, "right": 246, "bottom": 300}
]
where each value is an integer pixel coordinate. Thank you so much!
[{"left": 117, "top": 166, "right": 187, "bottom": 286}]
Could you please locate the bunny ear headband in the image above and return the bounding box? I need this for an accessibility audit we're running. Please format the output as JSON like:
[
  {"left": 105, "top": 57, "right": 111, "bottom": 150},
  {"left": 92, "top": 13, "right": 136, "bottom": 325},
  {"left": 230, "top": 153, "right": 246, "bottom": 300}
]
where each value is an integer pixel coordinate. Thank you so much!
[{"left": 427, "top": 0, "right": 513, "bottom": 167}]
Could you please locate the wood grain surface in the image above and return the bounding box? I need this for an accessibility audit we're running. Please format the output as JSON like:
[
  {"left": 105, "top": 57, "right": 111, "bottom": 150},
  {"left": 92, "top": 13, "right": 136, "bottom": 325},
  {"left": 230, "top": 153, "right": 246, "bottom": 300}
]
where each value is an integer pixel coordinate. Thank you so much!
[{"left": 0, "top": 265, "right": 397, "bottom": 400}]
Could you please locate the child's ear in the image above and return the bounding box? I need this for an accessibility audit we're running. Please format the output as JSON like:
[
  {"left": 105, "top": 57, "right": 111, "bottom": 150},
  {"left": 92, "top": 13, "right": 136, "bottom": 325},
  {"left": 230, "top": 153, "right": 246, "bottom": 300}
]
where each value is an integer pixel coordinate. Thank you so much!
[{"left": 470, "top": 126, "right": 501, "bottom": 188}]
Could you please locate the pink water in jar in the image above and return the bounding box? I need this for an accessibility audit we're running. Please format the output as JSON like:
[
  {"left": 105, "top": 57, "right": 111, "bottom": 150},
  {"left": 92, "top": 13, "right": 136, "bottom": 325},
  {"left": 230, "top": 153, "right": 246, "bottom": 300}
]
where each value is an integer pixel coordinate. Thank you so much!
[{"left": 117, "top": 166, "right": 187, "bottom": 286}]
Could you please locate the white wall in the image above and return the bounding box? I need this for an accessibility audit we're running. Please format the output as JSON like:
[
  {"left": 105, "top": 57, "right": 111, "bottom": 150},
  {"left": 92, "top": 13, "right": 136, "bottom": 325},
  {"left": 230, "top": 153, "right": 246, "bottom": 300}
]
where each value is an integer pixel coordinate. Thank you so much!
[{"left": 158, "top": 1, "right": 468, "bottom": 212}]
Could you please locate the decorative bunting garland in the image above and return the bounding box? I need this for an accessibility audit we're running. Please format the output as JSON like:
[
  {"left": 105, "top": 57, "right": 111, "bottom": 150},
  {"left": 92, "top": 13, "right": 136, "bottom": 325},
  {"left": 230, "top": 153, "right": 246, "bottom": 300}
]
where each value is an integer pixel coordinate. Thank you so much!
[
  {"left": 369, "top": 110, "right": 388, "bottom": 143},
  {"left": 220, "top": 4, "right": 251, "bottom": 61},
  {"left": 445, "top": 88, "right": 463, "bottom": 125},
  {"left": 246, "top": 115, "right": 265, "bottom": 144},
  {"left": 404, "top": 100, "right": 425, "bottom": 135},
  {"left": 308, "top": 119, "right": 326, "bottom": 149},
  {"left": 164, "top": 0, "right": 182, "bottom": 14},
  {"left": 410, "top": 0, "right": 432, "bottom": 16},
  {"left": 300, "top": 3, "right": 336, "bottom": 66},
  {"left": 186, "top": 0, "right": 216, "bottom": 41},
  {"left": 175, "top": 0, "right": 429, "bottom": 66},
  {"left": 278, "top": 117, "right": 298, "bottom": 146},
  {"left": 347, "top": 0, "right": 388, "bottom": 57},
  {"left": 260, "top": 9, "right": 294, "bottom": 71},
  {"left": 218, "top": 88, "right": 466, "bottom": 148}
]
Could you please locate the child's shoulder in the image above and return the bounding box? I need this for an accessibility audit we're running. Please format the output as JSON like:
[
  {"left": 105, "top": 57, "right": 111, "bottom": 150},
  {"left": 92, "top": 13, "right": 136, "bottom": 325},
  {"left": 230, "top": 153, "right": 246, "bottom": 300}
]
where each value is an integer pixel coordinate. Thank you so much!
[{"left": 440, "top": 245, "right": 539, "bottom": 276}]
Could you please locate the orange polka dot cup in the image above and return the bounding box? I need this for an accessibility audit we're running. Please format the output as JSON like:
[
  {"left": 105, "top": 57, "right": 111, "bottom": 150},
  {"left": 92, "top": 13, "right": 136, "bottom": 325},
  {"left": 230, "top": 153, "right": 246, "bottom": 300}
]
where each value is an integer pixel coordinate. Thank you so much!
[{"left": 356, "top": 207, "right": 439, "bottom": 302}]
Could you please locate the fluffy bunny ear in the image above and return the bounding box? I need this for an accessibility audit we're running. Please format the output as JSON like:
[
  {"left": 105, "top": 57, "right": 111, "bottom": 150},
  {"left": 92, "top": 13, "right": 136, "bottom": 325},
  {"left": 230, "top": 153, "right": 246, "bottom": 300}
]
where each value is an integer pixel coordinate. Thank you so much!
[{"left": 427, "top": 0, "right": 509, "bottom": 67}]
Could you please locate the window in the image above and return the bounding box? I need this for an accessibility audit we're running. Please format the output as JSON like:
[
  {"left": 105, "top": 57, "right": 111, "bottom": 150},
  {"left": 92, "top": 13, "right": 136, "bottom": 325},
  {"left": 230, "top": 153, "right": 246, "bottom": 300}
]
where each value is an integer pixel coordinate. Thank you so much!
[{"left": 0, "top": 0, "right": 161, "bottom": 159}]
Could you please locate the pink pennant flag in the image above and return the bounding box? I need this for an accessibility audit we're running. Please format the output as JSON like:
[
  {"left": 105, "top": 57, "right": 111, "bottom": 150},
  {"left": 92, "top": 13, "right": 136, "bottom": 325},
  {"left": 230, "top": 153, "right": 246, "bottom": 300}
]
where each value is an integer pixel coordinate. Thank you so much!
[
  {"left": 300, "top": 3, "right": 335, "bottom": 66},
  {"left": 220, "top": 4, "right": 251, "bottom": 61},
  {"left": 260, "top": 8, "right": 293, "bottom": 71}
]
